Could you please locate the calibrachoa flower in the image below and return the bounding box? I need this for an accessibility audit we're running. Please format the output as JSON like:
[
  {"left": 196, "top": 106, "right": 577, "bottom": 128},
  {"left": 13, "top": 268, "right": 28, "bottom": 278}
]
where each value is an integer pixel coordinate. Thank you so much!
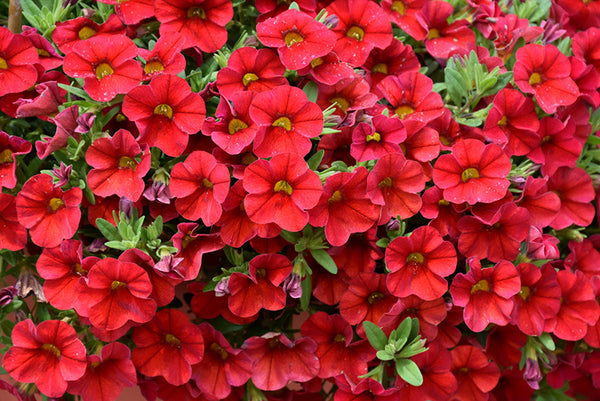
[
  {"left": 171, "top": 222, "right": 226, "bottom": 281},
  {"left": 547, "top": 166, "right": 595, "bottom": 230},
  {"left": 139, "top": 32, "right": 187, "bottom": 80},
  {"left": 0, "top": 131, "right": 31, "bottom": 189},
  {"left": 95, "top": 0, "right": 155, "bottom": 25},
  {"left": 0, "top": 27, "right": 39, "bottom": 97},
  {"left": 51, "top": 15, "right": 126, "bottom": 53},
  {"left": 16, "top": 173, "right": 82, "bottom": 248},
  {"left": 339, "top": 272, "right": 396, "bottom": 326},
  {"left": 0, "top": 194, "right": 27, "bottom": 251},
  {"left": 450, "top": 345, "right": 501, "bottom": 401},
  {"left": 3, "top": 319, "right": 87, "bottom": 398}
]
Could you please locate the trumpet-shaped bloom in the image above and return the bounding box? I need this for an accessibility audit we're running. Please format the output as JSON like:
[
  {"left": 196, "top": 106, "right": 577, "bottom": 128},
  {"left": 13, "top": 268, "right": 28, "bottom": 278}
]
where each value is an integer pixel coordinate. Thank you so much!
[
  {"left": 0, "top": 194, "right": 27, "bottom": 251},
  {"left": 0, "top": 27, "right": 39, "bottom": 97},
  {"left": 450, "top": 345, "right": 500, "bottom": 401},
  {"left": 0, "top": 131, "right": 31, "bottom": 190}
]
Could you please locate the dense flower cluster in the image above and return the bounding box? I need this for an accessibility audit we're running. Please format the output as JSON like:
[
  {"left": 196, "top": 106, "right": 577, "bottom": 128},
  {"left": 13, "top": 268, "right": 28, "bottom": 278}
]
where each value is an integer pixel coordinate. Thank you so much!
[{"left": 1, "top": 0, "right": 600, "bottom": 400}]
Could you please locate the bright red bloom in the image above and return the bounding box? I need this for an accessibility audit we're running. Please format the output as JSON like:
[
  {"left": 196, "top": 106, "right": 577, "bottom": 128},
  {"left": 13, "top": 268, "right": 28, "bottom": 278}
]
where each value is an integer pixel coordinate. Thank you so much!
[
  {"left": 300, "top": 312, "right": 374, "bottom": 379},
  {"left": 139, "top": 32, "right": 187, "bottom": 80},
  {"left": 570, "top": 55, "right": 600, "bottom": 108},
  {"left": 67, "top": 342, "right": 137, "bottom": 401},
  {"left": 381, "top": 0, "right": 427, "bottom": 40},
  {"left": 216, "top": 180, "right": 261, "bottom": 247},
  {"left": 450, "top": 345, "right": 500, "bottom": 401},
  {"left": 339, "top": 272, "right": 396, "bottom": 326},
  {"left": 316, "top": 73, "right": 378, "bottom": 115},
  {"left": 63, "top": 35, "right": 142, "bottom": 102},
  {"left": 514, "top": 44, "right": 580, "bottom": 114},
  {"left": 16, "top": 173, "right": 82, "bottom": 248},
  {"left": 297, "top": 52, "right": 356, "bottom": 86},
  {"left": 544, "top": 270, "right": 600, "bottom": 341},
  {"left": 483, "top": 88, "right": 540, "bottom": 156},
  {"left": 79, "top": 257, "right": 156, "bottom": 331},
  {"left": 256, "top": 9, "right": 336, "bottom": 70},
  {"left": 0, "top": 27, "right": 39, "bottom": 97},
  {"left": 255, "top": 0, "right": 316, "bottom": 19},
  {"left": 191, "top": 323, "right": 252, "bottom": 399},
  {"left": 86, "top": 129, "right": 151, "bottom": 201},
  {"left": 334, "top": 375, "right": 400, "bottom": 400},
  {"left": 242, "top": 333, "right": 319, "bottom": 391},
  {"left": 3, "top": 319, "right": 86, "bottom": 398},
  {"left": 367, "top": 152, "right": 426, "bottom": 221},
  {"left": 216, "top": 47, "right": 287, "bottom": 99},
  {"left": 326, "top": 0, "right": 393, "bottom": 66},
  {"left": 450, "top": 258, "right": 521, "bottom": 332},
  {"left": 0, "top": 131, "right": 31, "bottom": 189},
  {"left": 433, "top": 139, "right": 512, "bottom": 205},
  {"left": 350, "top": 115, "right": 406, "bottom": 162},
  {"left": 376, "top": 72, "right": 445, "bottom": 124},
  {"left": 492, "top": 14, "right": 543, "bottom": 62},
  {"left": 573, "top": 27, "right": 600, "bottom": 73},
  {"left": 547, "top": 166, "right": 595, "bottom": 230},
  {"left": 20, "top": 26, "right": 63, "bottom": 71},
  {"left": 386, "top": 226, "right": 457, "bottom": 300},
  {"left": 420, "top": 186, "right": 461, "bottom": 238},
  {"left": 485, "top": 324, "right": 527, "bottom": 369},
  {"left": 510, "top": 263, "right": 561, "bottom": 336},
  {"left": 515, "top": 176, "right": 561, "bottom": 228},
  {"left": 309, "top": 167, "right": 381, "bottom": 247},
  {"left": 363, "top": 39, "right": 420, "bottom": 88},
  {"left": 0, "top": 194, "right": 27, "bottom": 251},
  {"left": 382, "top": 296, "right": 447, "bottom": 343},
  {"left": 156, "top": 0, "right": 233, "bottom": 52},
  {"left": 169, "top": 150, "right": 230, "bottom": 226},
  {"left": 403, "top": 119, "right": 441, "bottom": 163},
  {"left": 243, "top": 153, "right": 322, "bottom": 232},
  {"left": 527, "top": 117, "right": 582, "bottom": 177},
  {"left": 35, "top": 105, "right": 80, "bottom": 159},
  {"left": 457, "top": 202, "right": 530, "bottom": 262},
  {"left": 172, "top": 222, "right": 225, "bottom": 281},
  {"left": 228, "top": 253, "right": 292, "bottom": 317},
  {"left": 132, "top": 309, "right": 204, "bottom": 386},
  {"left": 51, "top": 15, "right": 126, "bottom": 54},
  {"left": 123, "top": 74, "right": 205, "bottom": 157},
  {"left": 96, "top": 0, "right": 155, "bottom": 25}
]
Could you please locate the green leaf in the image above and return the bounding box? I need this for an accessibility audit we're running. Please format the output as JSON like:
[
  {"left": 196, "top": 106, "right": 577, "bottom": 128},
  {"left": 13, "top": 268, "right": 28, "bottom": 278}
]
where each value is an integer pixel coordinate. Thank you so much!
[
  {"left": 95, "top": 218, "right": 121, "bottom": 241},
  {"left": 20, "top": 0, "right": 42, "bottom": 18},
  {"left": 307, "top": 150, "right": 324, "bottom": 171},
  {"left": 300, "top": 273, "right": 312, "bottom": 310},
  {"left": 36, "top": 303, "right": 51, "bottom": 322},
  {"left": 391, "top": 317, "right": 413, "bottom": 343},
  {"left": 280, "top": 230, "right": 301, "bottom": 244},
  {"left": 538, "top": 332, "right": 556, "bottom": 351},
  {"left": 310, "top": 248, "right": 337, "bottom": 274},
  {"left": 395, "top": 358, "right": 423, "bottom": 386},
  {"left": 2, "top": 300, "right": 23, "bottom": 313},
  {"left": 57, "top": 83, "right": 92, "bottom": 101},
  {"left": 445, "top": 67, "right": 467, "bottom": 107},
  {"left": 303, "top": 81, "right": 319, "bottom": 103},
  {"left": 104, "top": 241, "right": 131, "bottom": 251},
  {"left": 409, "top": 318, "right": 420, "bottom": 341},
  {"left": 363, "top": 321, "right": 388, "bottom": 351},
  {"left": 376, "top": 350, "right": 395, "bottom": 361}
]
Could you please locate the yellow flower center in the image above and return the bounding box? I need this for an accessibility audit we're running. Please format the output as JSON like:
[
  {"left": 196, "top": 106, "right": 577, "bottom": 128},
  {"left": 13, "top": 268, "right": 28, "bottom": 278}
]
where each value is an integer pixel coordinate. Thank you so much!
[
  {"left": 498, "top": 116, "right": 508, "bottom": 126},
  {"left": 95, "top": 63, "right": 114, "bottom": 80},
  {"left": 461, "top": 167, "right": 480, "bottom": 182},
  {"left": 42, "top": 343, "right": 61, "bottom": 358},
  {"left": 241, "top": 153, "right": 257, "bottom": 165},
  {"left": 165, "top": 333, "right": 181, "bottom": 347},
  {"left": 0, "top": 57, "right": 7, "bottom": 70},
  {"left": 228, "top": 118, "right": 249, "bottom": 134},
  {"left": 0, "top": 149, "right": 13, "bottom": 164},
  {"left": 379, "top": 177, "right": 393, "bottom": 188},
  {"left": 328, "top": 190, "right": 343, "bottom": 203},
  {"left": 330, "top": 96, "right": 350, "bottom": 113},
  {"left": 202, "top": 178, "right": 213, "bottom": 189},
  {"left": 78, "top": 26, "right": 96, "bottom": 40},
  {"left": 181, "top": 233, "right": 193, "bottom": 249},
  {"left": 346, "top": 26, "right": 365, "bottom": 41},
  {"left": 36, "top": 48, "right": 50, "bottom": 57},
  {"left": 334, "top": 334, "right": 346, "bottom": 343},
  {"left": 395, "top": 105, "right": 414, "bottom": 119},
  {"left": 144, "top": 60, "right": 165, "bottom": 74},
  {"left": 272, "top": 116, "right": 292, "bottom": 130},
  {"left": 519, "top": 286, "right": 531, "bottom": 300},
  {"left": 48, "top": 197, "right": 65, "bottom": 211},
  {"left": 110, "top": 280, "right": 127, "bottom": 290},
  {"left": 471, "top": 279, "right": 490, "bottom": 294},
  {"left": 310, "top": 58, "right": 324, "bottom": 68},
  {"left": 284, "top": 31, "right": 304, "bottom": 47},
  {"left": 256, "top": 268, "right": 266, "bottom": 278},
  {"left": 154, "top": 104, "right": 173, "bottom": 119},
  {"left": 274, "top": 180, "right": 293, "bottom": 195},
  {"left": 118, "top": 156, "right": 136, "bottom": 169},
  {"left": 529, "top": 72, "right": 542, "bottom": 86},
  {"left": 187, "top": 7, "right": 206, "bottom": 18},
  {"left": 367, "top": 292, "right": 384, "bottom": 304},
  {"left": 242, "top": 72, "right": 259, "bottom": 87},
  {"left": 391, "top": 0, "right": 405, "bottom": 14},
  {"left": 366, "top": 132, "right": 381, "bottom": 142},
  {"left": 372, "top": 63, "right": 388, "bottom": 74},
  {"left": 210, "top": 342, "right": 229, "bottom": 360},
  {"left": 428, "top": 28, "right": 441, "bottom": 40},
  {"left": 438, "top": 199, "right": 450, "bottom": 206},
  {"left": 406, "top": 252, "right": 425, "bottom": 264}
]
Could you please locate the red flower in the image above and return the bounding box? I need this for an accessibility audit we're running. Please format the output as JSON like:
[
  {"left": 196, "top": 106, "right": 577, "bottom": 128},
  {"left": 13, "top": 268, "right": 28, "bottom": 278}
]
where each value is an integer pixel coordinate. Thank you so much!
[
  {"left": 216, "top": 47, "right": 287, "bottom": 99},
  {"left": 527, "top": 117, "right": 582, "bottom": 177},
  {"left": 16, "top": 173, "right": 82, "bottom": 248},
  {"left": 450, "top": 345, "right": 500, "bottom": 401},
  {"left": 3, "top": 319, "right": 87, "bottom": 398},
  {"left": 139, "top": 32, "right": 187, "bottom": 80},
  {"left": 433, "top": 139, "right": 512, "bottom": 205},
  {"left": 316, "top": 73, "right": 378, "bottom": 115},
  {"left": 242, "top": 333, "right": 319, "bottom": 391},
  {"left": 514, "top": 44, "right": 580, "bottom": 114},
  {"left": 339, "top": 272, "right": 396, "bottom": 326},
  {"left": 0, "top": 27, "right": 39, "bottom": 97},
  {"left": 191, "top": 323, "right": 252, "bottom": 399},
  {"left": 350, "top": 115, "right": 406, "bottom": 162},
  {"left": 0, "top": 131, "right": 31, "bottom": 189},
  {"left": 515, "top": 176, "right": 561, "bottom": 228},
  {"left": 156, "top": 0, "right": 233, "bottom": 52},
  {"left": 51, "top": 15, "right": 126, "bottom": 54},
  {"left": 379, "top": 296, "right": 447, "bottom": 341},
  {"left": 96, "top": 0, "right": 155, "bottom": 25},
  {"left": 386, "top": 226, "right": 457, "bottom": 300},
  {"left": 169, "top": 150, "right": 230, "bottom": 226},
  {"left": 227, "top": 253, "right": 292, "bottom": 317},
  {"left": 450, "top": 258, "right": 521, "bottom": 332},
  {"left": 309, "top": 167, "right": 381, "bottom": 247},
  {"left": 510, "top": 263, "right": 561, "bottom": 336},
  {"left": 0, "top": 194, "right": 27, "bottom": 251},
  {"left": 326, "top": 0, "right": 393, "bottom": 66},
  {"left": 20, "top": 26, "right": 63, "bottom": 71},
  {"left": 123, "top": 74, "right": 206, "bottom": 157},
  {"left": 250, "top": 85, "right": 323, "bottom": 158},
  {"left": 67, "top": 342, "right": 137, "bottom": 401},
  {"left": 63, "top": 35, "right": 142, "bottom": 102},
  {"left": 243, "top": 153, "right": 322, "bottom": 232},
  {"left": 86, "top": 129, "right": 151, "bottom": 201},
  {"left": 172, "top": 222, "right": 225, "bottom": 281},
  {"left": 420, "top": 186, "right": 461, "bottom": 237},
  {"left": 256, "top": 9, "right": 336, "bottom": 70},
  {"left": 547, "top": 166, "right": 595, "bottom": 230},
  {"left": 376, "top": 72, "right": 445, "bottom": 124},
  {"left": 132, "top": 309, "right": 204, "bottom": 386},
  {"left": 216, "top": 181, "right": 261, "bottom": 247},
  {"left": 381, "top": 0, "right": 427, "bottom": 40},
  {"left": 573, "top": 27, "right": 600, "bottom": 74},
  {"left": 297, "top": 52, "right": 355, "bottom": 86},
  {"left": 35, "top": 105, "right": 80, "bottom": 160},
  {"left": 79, "top": 257, "right": 156, "bottom": 331},
  {"left": 363, "top": 39, "right": 420, "bottom": 88}
]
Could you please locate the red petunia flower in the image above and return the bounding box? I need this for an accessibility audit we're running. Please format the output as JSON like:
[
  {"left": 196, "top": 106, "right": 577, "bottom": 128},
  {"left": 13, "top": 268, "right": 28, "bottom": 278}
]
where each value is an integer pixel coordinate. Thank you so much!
[
  {"left": 250, "top": 85, "right": 323, "bottom": 158},
  {"left": 420, "top": 186, "right": 461, "bottom": 238},
  {"left": 242, "top": 333, "right": 319, "bottom": 391},
  {"left": 96, "top": 0, "right": 155, "bottom": 25},
  {"left": 339, "top": 272, "right": 396, "bottom": 326},
  {"left": 326, "top": 0, "right": 393, "bottom": 66},
  {"left": 67, "top": 342, "right": 137, "bottom": 401},
  {"left": 123, "top": 74, "right": 206, "bottom": 157},
  {"left": 132, "top": 308, "right": 204, "bottom": 386},
  {"left": 63, "top": 35, "right": 142, "bottom": 102},
  {"left": 256, "top": 9, "right": 336, "bottom": 70},
  {"left": 0, "top": 194, "right": 27, "bottom": 251},
  {"left": 79, "top": 257, "right": 157, "bottom": 331},
  {"left": 363, "top": 39, "right": 420, "bottom": 88},
  {"left": 386, "top": 226, "right": 457, "bottom": 301},
  {"left": 21, "top": 26, "right": 63, "bottom": 71},
  {"left": 450, "top": 345, "right": 500, "bottom": 401},
  {"left": 51, "top": 15, "right": 126, "bottom": 54},
  {"left": 171, "top": 222, "right": 225, "bottom": 281},
  {"left": 513, "top": 44, "right": 580, "bottom": 114},
  {"left": 547, "top": 166, "right": 595, "bottom": 230},
  {"left": 216, "top": 47, "right": 287, "bottom": 99},
  {"left": 381, "top": 0, "right": 427, "bottom": 40},
  {"left": 433, "top": 139, "right": 512, "bottom": 205},
  {"left": 350, "top": 115, "right": 406, "bottom": 162},
  {"left": 573, "top": 27, "right": 600, "bottom": 74},
  {"left": 492, "top": 14, "right": 543, "bottom": 62},
  {"left": 450, "top": 258, "right": 521, "bottom": 332},
  {"left": 16, "top": 173, "right": 82, "bottom": 248},
  {"left": 309, "top": 167, "right": 381, "bottom": 247},
  {"left": 0, "top": 131, "right": 31, "bottom": 190},
  {"left": 156, "top": 0, "right": 233, "bottom": 52},
  {"left": 0, "top": 27, "right": 38, "bottom": 97},
  {"left": 86, "top": 129, "right": 151, "bottom": 201},
  {"left": 139, "top": 32, "right": 187, "bottom": 80},
  {"left": 316, "top": 73, "right": 378, "bottom": 115},
  {"left": 215, "top": 180, "right": 261, "bottom": 247},
  {"left": 379, "top": 296, "right": 447, "bottom": 341},
  {"left": 297, "top": 52, "right": 355, "bottom": 86},
  {"left": 3, "top": 319, "right": 87, "bottom": 398},
  {"left": 227, "top": 253, "right": 292, "bottom": 317},
  {"left": 243, "top": 153, "right": 322, "bottom": 232},
  {"left": 169, "top": 150, "right": 230, "bottom": 226},
  {"left": 516, "top": 176, "right": 561, "bottom": 228}
]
